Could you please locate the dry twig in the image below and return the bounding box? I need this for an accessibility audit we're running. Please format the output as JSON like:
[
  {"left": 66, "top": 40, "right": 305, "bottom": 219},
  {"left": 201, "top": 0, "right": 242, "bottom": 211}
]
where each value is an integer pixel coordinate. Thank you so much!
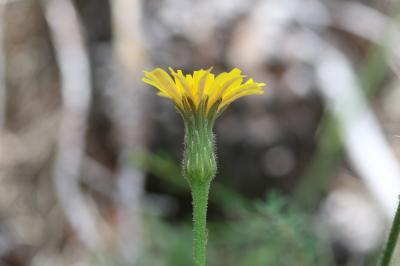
[
  {"left": 43, "top": 0, "right": 103, "bottom": 250},
  {"left": 110, "top": 0, "right": 148, "bottom": 262}
]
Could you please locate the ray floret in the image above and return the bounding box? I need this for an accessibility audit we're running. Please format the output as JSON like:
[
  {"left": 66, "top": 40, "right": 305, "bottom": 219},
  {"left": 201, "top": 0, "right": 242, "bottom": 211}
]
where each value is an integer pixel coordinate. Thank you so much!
[{"left": 142, "top": 67, "right": 265, "bottom": 119}]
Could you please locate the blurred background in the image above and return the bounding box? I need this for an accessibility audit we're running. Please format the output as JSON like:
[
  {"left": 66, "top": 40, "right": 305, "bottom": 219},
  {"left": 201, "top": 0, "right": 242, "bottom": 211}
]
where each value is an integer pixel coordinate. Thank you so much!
[{"left": 1, "top": 0, "right": 400, "bottom": 265}]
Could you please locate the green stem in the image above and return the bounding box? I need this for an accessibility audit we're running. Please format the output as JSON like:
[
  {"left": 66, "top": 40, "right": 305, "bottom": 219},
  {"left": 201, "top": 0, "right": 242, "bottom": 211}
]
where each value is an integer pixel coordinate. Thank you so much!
[
  {"left": 191, "top": 180, "right": 211, "bottom": 266},
  {"left": 380, "top": 196, "right": 400, "bottom": 266}
]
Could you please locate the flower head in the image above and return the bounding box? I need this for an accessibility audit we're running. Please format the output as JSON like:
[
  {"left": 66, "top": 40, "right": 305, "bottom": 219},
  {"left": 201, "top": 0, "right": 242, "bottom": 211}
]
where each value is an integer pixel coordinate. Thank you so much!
[
  {"left": 142, "top": 67, "right": 265, "bottom": 184},
  {"left": 142, "top": 67, "right": 265, "bottom": 120}
]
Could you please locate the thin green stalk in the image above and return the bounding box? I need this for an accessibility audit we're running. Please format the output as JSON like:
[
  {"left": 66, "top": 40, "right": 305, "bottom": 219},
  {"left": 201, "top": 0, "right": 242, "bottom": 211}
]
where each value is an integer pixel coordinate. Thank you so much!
[
  {"left": 380, "top": 197, "right": 400, "bottom": 266},
  {"left": 143, "top": 67, "right": 264, "bottom": 266},
  {"left": 191, "top": 180, "right": 211, "bottom": 266}
]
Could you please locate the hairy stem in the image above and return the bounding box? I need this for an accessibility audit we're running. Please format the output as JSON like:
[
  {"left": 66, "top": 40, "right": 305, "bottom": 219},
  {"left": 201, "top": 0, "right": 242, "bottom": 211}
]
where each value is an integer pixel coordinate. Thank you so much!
[{"left": 191, "top": 180, "right": 211, "bottom": 266}]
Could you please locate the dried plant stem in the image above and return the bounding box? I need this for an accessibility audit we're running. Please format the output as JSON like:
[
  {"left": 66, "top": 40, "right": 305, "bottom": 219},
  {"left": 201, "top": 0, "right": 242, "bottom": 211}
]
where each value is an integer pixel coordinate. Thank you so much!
[
  {"left": 0, "top": 2, "right": 5, "bottom": 128},
  {"left": 44, "top": 0, "right": 102, "bottom": 249},
  {"left": 191, "top": 180, "right": 211, "bottom": 266},
  {"left": 380, "top": 197, "right": 400, "bottom": 266}
]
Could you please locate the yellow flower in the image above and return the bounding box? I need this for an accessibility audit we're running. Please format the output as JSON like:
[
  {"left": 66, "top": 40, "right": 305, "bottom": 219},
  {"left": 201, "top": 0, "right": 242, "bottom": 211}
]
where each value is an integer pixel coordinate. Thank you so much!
[{"left": 142, "top": 67, "right": 265, "bottom": 117}]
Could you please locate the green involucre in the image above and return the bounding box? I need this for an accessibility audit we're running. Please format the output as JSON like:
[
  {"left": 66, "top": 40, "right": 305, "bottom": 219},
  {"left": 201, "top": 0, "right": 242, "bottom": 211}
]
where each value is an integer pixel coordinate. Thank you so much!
[{"left": 182, "top": 98, "right": 217, "bottom": 184}]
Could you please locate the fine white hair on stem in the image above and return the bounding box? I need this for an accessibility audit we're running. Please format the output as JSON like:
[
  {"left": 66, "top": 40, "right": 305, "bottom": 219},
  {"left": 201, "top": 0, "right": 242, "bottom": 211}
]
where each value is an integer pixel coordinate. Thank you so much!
[{"left": 43, "top": 0, "right": 102, "bottom": 249}]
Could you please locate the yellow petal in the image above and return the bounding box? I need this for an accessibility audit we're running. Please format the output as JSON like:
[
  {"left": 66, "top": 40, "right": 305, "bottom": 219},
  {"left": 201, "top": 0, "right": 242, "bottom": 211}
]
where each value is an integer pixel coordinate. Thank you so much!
[
  {"left": 157, "top": 91, "right": 172, "bottom": 98},
  {"left": 142, "top": 67, "right": 265, "bottom": 116},
  {"left": 220, "top": 83, "right": 264, "bottom": 110},
  {"left": 172, "top": 70, "right": 193, "bottom": 99},
  {"left": 197, "top": 69, "right": 212, "bottom": 106},
  {"left": 207, "top": 69, "right": 243, "bottom": 110},
  {"left": 142, "top": 77, "right": 171, "bottom": 97},
  {"left": 143, "top": 69, "right": 183, "bottom": 109},
  {"left": 207, "top": 76, "right": 243, "bottom": 110}
]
